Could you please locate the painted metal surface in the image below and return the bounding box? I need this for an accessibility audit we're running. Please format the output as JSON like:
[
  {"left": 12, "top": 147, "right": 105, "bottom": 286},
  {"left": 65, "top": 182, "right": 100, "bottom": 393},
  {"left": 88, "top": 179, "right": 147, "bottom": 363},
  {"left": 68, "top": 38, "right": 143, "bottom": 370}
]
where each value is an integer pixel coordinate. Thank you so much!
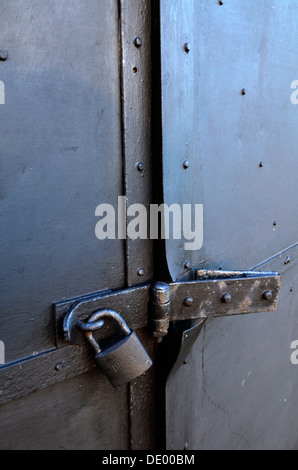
[
  {"left": 161, "top": 1, "right": 298, "bottom": 450},
  {"left": 0, "top": 0, "right": 125, "bottom": 364},
  {"left": 0, "top": 0, "right": 155, "bottom": 450}
]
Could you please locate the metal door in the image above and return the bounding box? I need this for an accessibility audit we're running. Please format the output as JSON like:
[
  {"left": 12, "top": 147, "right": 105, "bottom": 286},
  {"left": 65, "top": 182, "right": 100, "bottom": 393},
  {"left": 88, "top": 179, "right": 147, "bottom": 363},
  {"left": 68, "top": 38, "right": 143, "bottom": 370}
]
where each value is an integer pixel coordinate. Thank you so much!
[
  {"left": 0, "top": 0, "right": 155, "bottom": 450},
  {"left": 161, "top": 0, "right": 298, "bottom": 450},
  {"left": 1, "top": 0, "right": 298, "bottom": 452}
]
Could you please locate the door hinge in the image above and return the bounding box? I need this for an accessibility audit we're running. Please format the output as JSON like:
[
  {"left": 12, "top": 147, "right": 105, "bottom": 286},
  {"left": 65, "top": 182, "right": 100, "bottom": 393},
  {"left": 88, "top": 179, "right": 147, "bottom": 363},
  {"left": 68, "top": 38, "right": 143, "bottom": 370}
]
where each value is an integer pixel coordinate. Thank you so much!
[{"left": 57, "top": 269, "right": 281, "bottom": 345}]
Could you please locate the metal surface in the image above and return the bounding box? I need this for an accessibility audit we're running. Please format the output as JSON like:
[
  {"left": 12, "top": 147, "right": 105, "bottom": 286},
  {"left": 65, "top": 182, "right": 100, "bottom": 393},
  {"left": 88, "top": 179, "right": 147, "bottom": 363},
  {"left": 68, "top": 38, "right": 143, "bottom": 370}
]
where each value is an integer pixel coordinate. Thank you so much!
[
  {"left": 162, "top": 0, "right": 298, "bottom": 450},
  {"left": 119, "top": 0, "right": 154, "bottom": 287},
  {"left": 0, "top": 0, "right": 125, "bottom": 365},
  {"left": 0, "top": 0, "right": 154, "bottom": 450},
  {"left": 60, "top": 271, "right": 280, "bottom": 345}
]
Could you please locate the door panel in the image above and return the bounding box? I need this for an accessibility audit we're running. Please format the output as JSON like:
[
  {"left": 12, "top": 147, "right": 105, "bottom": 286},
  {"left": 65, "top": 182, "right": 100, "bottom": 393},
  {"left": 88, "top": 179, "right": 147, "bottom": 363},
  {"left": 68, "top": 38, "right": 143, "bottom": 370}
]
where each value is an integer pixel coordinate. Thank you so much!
[
  {"left": 0, "top": 371, "right": 129, "bottom": 450},
  {"left": 161, "top": 0, "right": 298, "bottom": 280},
  {"left": 0, "top": 0, "right": 125, "bottom": 364},
  {"left": 161, "top": 1, "right": 298, "bottom": 449},
  {"left": 0, "top": 0, "right": 155, "bottom": 450}
]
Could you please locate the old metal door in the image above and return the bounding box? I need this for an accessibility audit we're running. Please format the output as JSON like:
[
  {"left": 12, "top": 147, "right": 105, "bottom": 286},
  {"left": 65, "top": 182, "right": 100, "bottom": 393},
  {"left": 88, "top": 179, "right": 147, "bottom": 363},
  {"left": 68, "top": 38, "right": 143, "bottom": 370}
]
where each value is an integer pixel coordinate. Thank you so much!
[
  {"left": 161, "top": 0, "right": 298, "bottom": 450},
  {"left": 0, "top": 0, "right": 155, "bottom": 450},
  {"left": 1, "top": 0, "right": 298, "bottom": 452}
]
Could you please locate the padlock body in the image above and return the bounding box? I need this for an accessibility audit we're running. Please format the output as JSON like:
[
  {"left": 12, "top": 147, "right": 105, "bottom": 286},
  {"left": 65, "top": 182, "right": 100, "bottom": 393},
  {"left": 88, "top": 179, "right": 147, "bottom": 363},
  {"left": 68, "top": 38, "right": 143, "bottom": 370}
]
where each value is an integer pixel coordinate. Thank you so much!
[{"left": 95, "top": 332, "right": 152, "bottom": 388}]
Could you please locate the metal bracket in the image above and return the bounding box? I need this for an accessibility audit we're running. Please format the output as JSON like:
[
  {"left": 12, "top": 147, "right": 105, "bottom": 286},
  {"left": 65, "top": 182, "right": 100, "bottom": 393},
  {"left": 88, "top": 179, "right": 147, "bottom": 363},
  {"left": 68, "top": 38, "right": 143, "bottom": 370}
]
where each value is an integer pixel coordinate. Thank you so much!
[{"left": 58, "top": 269, "right": 281, "bottom": 345}]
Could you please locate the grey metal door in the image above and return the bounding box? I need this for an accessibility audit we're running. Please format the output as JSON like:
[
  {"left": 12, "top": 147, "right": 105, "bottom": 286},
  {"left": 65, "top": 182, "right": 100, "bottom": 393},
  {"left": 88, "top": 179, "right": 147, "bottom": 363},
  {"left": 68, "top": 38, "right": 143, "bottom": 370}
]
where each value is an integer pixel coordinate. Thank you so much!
[
  {"left": 0, "top": 0, "right": 155, "bottom": 450},
  {"left": 161, "top": 0, "right": 298, "bottom": 450}
]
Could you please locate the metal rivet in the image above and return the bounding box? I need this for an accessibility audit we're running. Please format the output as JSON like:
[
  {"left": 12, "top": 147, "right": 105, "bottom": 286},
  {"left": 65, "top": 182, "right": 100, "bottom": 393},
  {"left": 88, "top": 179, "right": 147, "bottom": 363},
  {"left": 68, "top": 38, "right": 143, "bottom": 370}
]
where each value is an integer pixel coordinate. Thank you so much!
[
  {"left": 222, "top": 293, "right": 232, "bottom": 304},
  {"left": 55, "top": 363, "right": 63, "bottom": 372},
  {"left": 263, "top": 291, "right": 273, "bottom": 301},
  {"left": 184, "top": 261, "right": 191, "bottom": 270},
  {"left": 0, "top": 51, "right": 8, "bottom": 61},
  {"left": 241, "top": 89, "right": 246, "bottom": 96},
  {"left": 290, "top": 287, "right": 294, "bottom": 292},
  {"left": 285, "top": 256, "right": 291, "bottom": 265},
  {"left": 273, "top": 221, "right": 277, "bottom": 227},
  {"left": 134, "top": 37, "right": 142, "bottom": 48},
  {"left": 136, "top": 162, "right": 144, "bottom": 172},
  {"left": 183, "top": 160, "right": 190, "bottom": 169},
  {"left": 218, "top": 0, "right": 224, "bottom": 5},
  {"left": 184, "top": 43, "right": 191, "bottom": 53},
  {"left": 184, "top": 442, "right": 190, "bottom": 450},
  {"left": 184, "top": 297, "right": 194, "bottom": 307},
  {"left": 132, "top": 67, "right": 138, "bottom": 73},
  {"left": 259, "top": 162, "right": 263, "bottom": 168},
  {"left": 184, "top": 358, "right": 189, "bottom": 365},
  {"left": 138, "top": 268, "right": 145, "bottom": 277}
]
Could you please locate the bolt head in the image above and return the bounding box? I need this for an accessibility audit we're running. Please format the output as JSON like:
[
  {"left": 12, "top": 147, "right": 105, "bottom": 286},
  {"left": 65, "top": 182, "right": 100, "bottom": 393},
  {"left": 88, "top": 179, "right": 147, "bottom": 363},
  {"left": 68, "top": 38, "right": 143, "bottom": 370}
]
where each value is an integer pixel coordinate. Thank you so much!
[
  {"left": 134, "top": 37, "right": 142, "bottom": 48},
  {"left": 183, "top": 160, "right": 190, "bottom": 169},
  {"left": 263, "top": 291, "right": 273, "bottom": 301},
  {"left": 138, "top": 268, "right": 145, "bottom": 277},
  {"left": 55, "top": 363, "right": 63, "bottom": 372},
  {"left": 222, "top": 293, "right": 232, "bottom": 304},
  {"left": 184, "top": 297, "right": 194, "bottom": 307},
  {"left": 0, "top": 51, "right": 8, "bottom": 61},
  {"left": 137, "top": 162, "right": 144, "bottom": 172},
  {"left": 184, "top": 43, "right": 191, "bottom": 53}
]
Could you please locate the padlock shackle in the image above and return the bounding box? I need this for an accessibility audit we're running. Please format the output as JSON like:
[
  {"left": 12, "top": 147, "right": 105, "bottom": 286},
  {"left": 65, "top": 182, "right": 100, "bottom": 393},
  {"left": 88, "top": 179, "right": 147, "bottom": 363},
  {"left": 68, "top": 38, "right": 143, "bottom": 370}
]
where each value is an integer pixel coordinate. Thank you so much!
[{"left": 88, "top": 309, "right": 131, "bottom": 336}]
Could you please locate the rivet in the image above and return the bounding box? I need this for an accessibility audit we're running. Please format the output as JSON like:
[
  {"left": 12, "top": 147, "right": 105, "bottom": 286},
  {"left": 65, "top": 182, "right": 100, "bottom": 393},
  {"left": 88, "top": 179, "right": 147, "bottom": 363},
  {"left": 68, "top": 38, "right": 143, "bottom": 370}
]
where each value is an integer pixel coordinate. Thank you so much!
[
  {"left": 138, "top": 268, "right": 145, "bottom": 277},
  {"left": 273, "top": 221, "right": 277, "bottom": 227},
  {"left": 184, "top": 297, "right": 194, "bottom": 307},
  {"left": 136, "top": 162, "right": 144, "bottom": 172},
  {"left": 184, "top": 357, "right": 189, "bottom": 365},
  {"left": 184, "top": 43, "right": 191, "bottom": 53},
  {"left": 263, "top": 291, "right": 273, "bottom": 301},
  {"left": 218, "top": 0, "right": 224, "bottom": 5},
  {"left": 134, "top": 37, "right": 142, "bottom": 48},
  {"left": 55, "top": 363, "right": 63, "bottom": 372},
  {"left": 184, "top": 261, "right": 191, "bottom": 270},
  {"left": 222, "top": 293, "right": 232, "bottom": 304},
  {"left": 290, "top": 287, "right": 294, "bottom": 292},
  {"left": 0, "top": 51, "right": 8, "bottom": 61},
  {"left": 241, "top": 89, "right": 246, "bottom": 96},
  {"left": 184, "top": 442, "right": 190, "bottom": 450},
  {"left": 259, "top": 162, "right": 263, "bottom": 168},
  {"left": 285, "top": 256, "right": 291, "bottom": 265},
  {"left": 183, "top": 160, "right": 190, "bottom": 169}
]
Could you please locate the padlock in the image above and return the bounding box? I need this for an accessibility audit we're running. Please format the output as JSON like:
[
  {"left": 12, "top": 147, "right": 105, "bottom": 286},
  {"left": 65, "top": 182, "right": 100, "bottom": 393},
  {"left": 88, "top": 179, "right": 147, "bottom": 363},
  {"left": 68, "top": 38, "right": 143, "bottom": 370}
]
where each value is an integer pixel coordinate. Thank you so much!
[{"left": 77, "top": 309, "right": 153, "bottom": 388}]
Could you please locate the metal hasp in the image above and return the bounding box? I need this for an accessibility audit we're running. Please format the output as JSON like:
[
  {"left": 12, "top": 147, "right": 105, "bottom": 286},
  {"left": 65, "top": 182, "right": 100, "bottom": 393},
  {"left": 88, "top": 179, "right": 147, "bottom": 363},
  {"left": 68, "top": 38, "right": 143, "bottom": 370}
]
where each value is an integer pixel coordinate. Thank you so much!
[
  {"left": 151, "top": 270, "right": 281, "bottom": 341},
  {"left": 62, "top": 269, "right": 281, "bottom": 344}
]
